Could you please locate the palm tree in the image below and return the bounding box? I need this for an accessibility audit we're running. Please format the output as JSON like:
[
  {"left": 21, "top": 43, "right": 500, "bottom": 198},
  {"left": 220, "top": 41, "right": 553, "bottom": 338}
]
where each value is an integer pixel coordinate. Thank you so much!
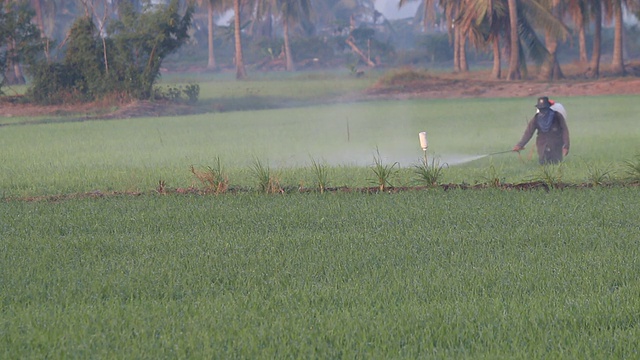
[
  {"left": 587, "top": 0, "right": 602, "bottom": 77},
  {"left": 458, "top": 0, "right": 509, "bottom": 78},
  {"left": 538, "top": 0, "right": 570, "bottom": 80},
  {"left": 506, "top": 0, "right": 519, "bottom": 79},
  {"left": 609, "top": 0, "right": 625, "bottom": 75},
  {"left": 276, "top": 0, "right": 311, "bottom": 71},
  {"left": 399, "top": 0, "right": 438, "bottom": 32},
  {"left": 401, "top": 0, "right": 469, "bottom": 72},
  {"left": 233, "top": 0, "right": 247, "bottom": 79},
  {"left": 197, "top": 0, "right": 228, "bottom": 70},
  {"left": 3, "top": 0, "right": 27, "bottom": 84},
  {"left": 565, "top": 0, "right": 589, "bottom": 65}
]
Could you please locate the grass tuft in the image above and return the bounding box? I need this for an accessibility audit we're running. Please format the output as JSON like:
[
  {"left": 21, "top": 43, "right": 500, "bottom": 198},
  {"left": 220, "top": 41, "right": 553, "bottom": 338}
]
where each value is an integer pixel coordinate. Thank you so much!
[
  {"left": 623, "top": 153, "right": 640, "bottom": 183},
  {"left": 250, "top": 158, "right": 282, "bottom": 194},
  {"left": 370, "top": 148, "right": 399, "bottom": 191},
  {"left": 481, "top": 162, "right": 503, "bottom": 188},
  {"left": 190, "top": 157, "right": 228, "bottom": 194},
  {"left": 413, "top": 157, "right": 446, "bottom": 187},
  {"left": 532, "top": 163, "right": 565, "bottom": 189},
  {"left": 586, "top": 163, "right": 615, "bottom": 187},
  {"left": 309, "top": 157, "right": 330, "bottom": 193}
]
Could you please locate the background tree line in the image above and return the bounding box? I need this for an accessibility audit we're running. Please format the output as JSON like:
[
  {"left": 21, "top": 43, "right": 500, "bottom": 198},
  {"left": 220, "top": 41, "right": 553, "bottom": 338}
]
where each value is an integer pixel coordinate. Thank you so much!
[{"left": 2, "top": 0, "right": 640, "bottom": 103}]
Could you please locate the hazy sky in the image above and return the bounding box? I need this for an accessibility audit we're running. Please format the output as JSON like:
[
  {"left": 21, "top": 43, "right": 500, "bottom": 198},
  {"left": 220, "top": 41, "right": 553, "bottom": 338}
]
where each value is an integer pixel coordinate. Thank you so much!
[{"left": 374, "top": 0, "right": 420, "bottom": 20}]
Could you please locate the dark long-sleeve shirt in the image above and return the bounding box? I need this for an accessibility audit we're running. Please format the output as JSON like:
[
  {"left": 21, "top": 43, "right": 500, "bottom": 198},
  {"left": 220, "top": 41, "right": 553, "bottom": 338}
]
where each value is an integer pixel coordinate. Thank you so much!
[{"left": 517, "top": 111, "right": 570, "bottom": 164}]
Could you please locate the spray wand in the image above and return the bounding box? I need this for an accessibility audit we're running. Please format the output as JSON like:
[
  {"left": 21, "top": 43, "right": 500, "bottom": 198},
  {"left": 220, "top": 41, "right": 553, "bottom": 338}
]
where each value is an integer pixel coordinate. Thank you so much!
[{"left": 487, "top": 149, "right": 519, "bottom": 156}]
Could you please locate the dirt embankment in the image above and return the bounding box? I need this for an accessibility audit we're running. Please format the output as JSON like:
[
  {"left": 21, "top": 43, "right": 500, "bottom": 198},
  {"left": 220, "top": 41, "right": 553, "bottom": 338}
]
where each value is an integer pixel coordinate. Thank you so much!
[
  {"left": 2, "top": 69, "right": 640, "bottom": 119},
  {"left": 366, "top": 76, "right": 640, "bottom": 100}
]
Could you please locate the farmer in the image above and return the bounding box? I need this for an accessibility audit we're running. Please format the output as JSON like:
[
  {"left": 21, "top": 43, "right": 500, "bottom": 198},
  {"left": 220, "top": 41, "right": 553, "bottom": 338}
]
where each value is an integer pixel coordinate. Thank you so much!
[{"left": 513, "top": 96, "right": 570, "bottom": 165}]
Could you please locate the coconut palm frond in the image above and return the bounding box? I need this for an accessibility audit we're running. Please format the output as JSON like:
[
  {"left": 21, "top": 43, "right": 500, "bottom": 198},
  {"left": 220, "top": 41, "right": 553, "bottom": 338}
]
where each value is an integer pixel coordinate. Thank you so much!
[{"left": 520, "top": 0, "right": 570, "bottom": 41}]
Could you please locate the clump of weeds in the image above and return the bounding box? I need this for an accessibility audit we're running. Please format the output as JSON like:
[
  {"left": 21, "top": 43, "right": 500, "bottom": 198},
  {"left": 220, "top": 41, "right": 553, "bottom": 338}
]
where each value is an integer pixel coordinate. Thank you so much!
[
  {"left": 309, "top": 157, "right": 330, "bottom": 193},
  {"left": 480, "top": 162, "right": 503, "bottom": 188},
  {"left": 532, "top": 163, "right": 565, "bottom": 189},
  {"left": 190, "top": 157, "right": 228, "bottom": 194},
  {"left": 250, "top": 158, "right": 282, "bottom": 194},
  {"left": 623, "top": 153, "right": 640, "bottom": 184},
  {"left": 370, "top": 148, "right": 399, "bottom": 191},
  {"left": 156, "top": 180, "right": 167, "bottom": 194},
  {"left": 413, "top": 157, "right": 446, "bottom": 188},
  {"left": 586, "top": 163, "right": 615, "bottom": 187}
]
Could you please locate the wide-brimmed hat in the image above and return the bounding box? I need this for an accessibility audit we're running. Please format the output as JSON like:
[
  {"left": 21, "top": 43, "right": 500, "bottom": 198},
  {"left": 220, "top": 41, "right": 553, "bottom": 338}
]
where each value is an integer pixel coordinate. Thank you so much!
[{"left": 535, "top": 96, "right": 551, "bottom": 109}]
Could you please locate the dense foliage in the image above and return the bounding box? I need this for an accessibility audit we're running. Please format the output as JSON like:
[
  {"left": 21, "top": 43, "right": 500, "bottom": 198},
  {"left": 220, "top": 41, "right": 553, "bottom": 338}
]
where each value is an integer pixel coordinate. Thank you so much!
[
  {"left": 26, "top": 0, "right": 193, "bottom": 104},
  {"left": 0, "top": 1, "right": 42, "bottom": 93}
]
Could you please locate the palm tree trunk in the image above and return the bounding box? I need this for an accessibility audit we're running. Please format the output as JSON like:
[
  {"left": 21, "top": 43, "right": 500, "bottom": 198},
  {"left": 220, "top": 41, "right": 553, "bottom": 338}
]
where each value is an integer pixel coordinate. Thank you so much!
[
  {"left": 587, "top": 2, "right": 602, "bottom": 78},
  {"left": 507, "top": 0, "right": 520, "bottom": 80},
  {"left": 4, "top": 38, "right": 26, "bottom": 85},
  {"left": 540, "top": 29, "right": 563, "bottom": 80},
  {"left": 453, "top": 25, "right": 460, "bottom": 72},
  {"left": 31, "top": 0, "right": 45, "bottom": 34},
  {"left": 491, "top": 36, "right": 501, "bottom": 79},
  {"left": 234, "top": 0, "right": 247, "bottom": 79},
  {"left": 283, "top": 18, "right": 295, "bottom": 71},
  {"left": 576, "top": 11, "right": 588, "bottom": 64},
  {"left": 460, "top": 33, "right": 468, "bottom": 72},
  {"left": 207, "top": 1, "right": 217, "bottom": 70},
  {"left": 611, "top": 0, "right": 625, "bottom": 75}
]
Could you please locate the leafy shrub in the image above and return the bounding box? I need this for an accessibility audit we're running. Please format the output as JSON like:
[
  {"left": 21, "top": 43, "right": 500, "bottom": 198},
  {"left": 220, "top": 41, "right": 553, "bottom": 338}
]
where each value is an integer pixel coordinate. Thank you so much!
[
  {"left": 26, "top": 63, "right": 87, "bottom": 104},
  {"left": 153, "top": 83, "right": 200, "bottom": 104},
  {"left": 25, "top": 0, "right": 193, "bottom": 104}
]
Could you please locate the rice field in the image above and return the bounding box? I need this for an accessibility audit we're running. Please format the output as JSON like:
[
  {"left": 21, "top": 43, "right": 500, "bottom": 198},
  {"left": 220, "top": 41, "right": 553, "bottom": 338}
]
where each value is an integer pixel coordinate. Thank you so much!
[
  {"left": 2, "top": 190, "right": 640, "bottom": 358},
  {"left": 1, "top": 74, "right": 640, "bottom": 358},
  {"left": 1, "top": 94, "right": 639, "bottom": 198}
]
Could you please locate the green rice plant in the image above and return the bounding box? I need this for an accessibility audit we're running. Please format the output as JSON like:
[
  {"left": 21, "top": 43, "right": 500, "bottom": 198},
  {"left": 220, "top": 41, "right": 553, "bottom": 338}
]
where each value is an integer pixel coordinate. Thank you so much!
[
  {"left": 3, "top": 190, "right": 640, "bottom": 358},
  {"left": 250, "top": 158, "right": 282, "bottom": 194},
  {"left": 2, "top": 94, "right": 640, "bottom": 197},
  {"left": 586, "top": 163, "right": 615, "bottom": 187},
  {"left": 370, "top": 148, "right": 399, "bottom": 191},
  {"left": 413, "top": 157, "right": 446, "bottom": 187},
  {"left": 190, "top": 157, "right": 228, "bottom": 194},
  {"left": 309, "top": 157, "right": 330, "bottom": 193},
  {"left": 480, "top": 162, "right": 503, "bottom": 188},
  {"left": 532, "top": 163, "right": 565, "bottom": 189},
  {"left": 622, "top": 153, "right": 640, "bottom": 183}
]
